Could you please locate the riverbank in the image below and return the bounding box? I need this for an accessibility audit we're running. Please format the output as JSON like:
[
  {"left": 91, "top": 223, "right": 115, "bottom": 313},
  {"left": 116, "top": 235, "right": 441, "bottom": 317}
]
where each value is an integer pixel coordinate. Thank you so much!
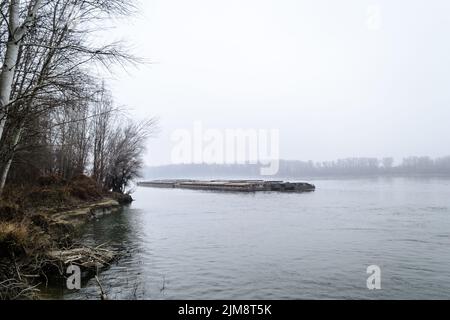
[{"left": 0, "top": 175, "right": 132, "bottom": 300}]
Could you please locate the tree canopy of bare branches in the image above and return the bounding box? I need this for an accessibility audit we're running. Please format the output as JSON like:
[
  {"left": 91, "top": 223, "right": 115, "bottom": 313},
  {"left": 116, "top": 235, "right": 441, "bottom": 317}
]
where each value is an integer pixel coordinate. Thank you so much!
[{"left": 0, "top": 0, "right": 156, "bottom": 195}]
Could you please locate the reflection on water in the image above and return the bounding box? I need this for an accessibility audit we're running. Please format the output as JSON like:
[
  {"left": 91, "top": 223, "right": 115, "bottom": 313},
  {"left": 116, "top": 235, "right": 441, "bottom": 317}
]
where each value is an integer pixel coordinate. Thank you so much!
[{"left": 45, "top": 177, "right": 450, "bottom": 299}]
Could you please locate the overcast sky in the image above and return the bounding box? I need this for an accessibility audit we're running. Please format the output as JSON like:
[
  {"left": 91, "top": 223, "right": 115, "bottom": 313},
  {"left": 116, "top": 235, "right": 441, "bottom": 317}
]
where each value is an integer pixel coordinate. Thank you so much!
[{"left": 105, "top": 0, "right": 450, "bottom": 166}]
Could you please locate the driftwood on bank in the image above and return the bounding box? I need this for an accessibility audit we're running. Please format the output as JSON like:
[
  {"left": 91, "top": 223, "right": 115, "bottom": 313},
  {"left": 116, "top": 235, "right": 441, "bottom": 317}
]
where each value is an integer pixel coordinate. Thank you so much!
[
  {"left": 0, "top": 193, "right": 126, "bottom": 300},
  {"left": 46, "top": 246, "right": 118, "bottom": 271}
]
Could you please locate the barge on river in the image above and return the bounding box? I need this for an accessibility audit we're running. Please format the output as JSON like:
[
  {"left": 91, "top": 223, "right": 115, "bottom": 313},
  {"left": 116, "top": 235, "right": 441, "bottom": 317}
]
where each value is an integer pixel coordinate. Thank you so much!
[{"left": 137, "top": 180, "right": 316, "bottom": 193}]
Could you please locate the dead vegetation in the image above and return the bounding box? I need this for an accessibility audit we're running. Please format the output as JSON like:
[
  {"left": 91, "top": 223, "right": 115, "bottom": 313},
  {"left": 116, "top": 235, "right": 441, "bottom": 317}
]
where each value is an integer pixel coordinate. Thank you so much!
[
  {"left": 2, "top": 175, "right": 105, "bottom": 212},
  {"left": 0, "top": 174, "right": 127, "bottom": 300},
  {"left": 0, "top": 222, "right": 29, "bottom": 254},
  {"left": 47, "top": 246, "right": 118, "bottom": 271}
]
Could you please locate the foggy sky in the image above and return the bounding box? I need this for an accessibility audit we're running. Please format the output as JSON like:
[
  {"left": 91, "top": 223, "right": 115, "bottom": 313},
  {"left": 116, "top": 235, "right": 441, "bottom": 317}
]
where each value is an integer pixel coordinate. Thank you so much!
[{"left": 105, "top": 0, "right": 450, "bottom": 166}]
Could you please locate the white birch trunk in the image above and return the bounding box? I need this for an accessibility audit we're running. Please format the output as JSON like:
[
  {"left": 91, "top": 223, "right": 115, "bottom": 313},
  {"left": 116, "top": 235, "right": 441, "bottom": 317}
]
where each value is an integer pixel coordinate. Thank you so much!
[
  {"left": 0, "top": 126, "right": 23, "bottom": 194},
  {"left": 0, "top": 0, "right": 43, "bottom": 196},
  {"left": 0, "top": 0, "right": 21, "bottom": 140},
  {"left": 0, "top": 0, "right": 43, "bottom": 141}
]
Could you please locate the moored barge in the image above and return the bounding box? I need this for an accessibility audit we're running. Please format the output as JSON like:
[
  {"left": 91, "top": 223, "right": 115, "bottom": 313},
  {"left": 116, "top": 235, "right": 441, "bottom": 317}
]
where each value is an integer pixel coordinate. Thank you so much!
[{"left": 137, "top": 180, "right": 316, "bottom": 193}]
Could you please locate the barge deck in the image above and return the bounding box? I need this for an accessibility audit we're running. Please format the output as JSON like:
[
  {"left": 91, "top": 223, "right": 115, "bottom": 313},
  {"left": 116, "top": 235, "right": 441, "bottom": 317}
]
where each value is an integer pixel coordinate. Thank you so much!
[{"left": 137, "top": 180, "right": 316, "bottom": 193}]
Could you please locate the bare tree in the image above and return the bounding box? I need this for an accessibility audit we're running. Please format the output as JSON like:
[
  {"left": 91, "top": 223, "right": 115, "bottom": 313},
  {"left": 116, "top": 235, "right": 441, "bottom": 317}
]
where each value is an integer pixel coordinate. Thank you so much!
[
  {"left": 104, "top": 118, "right": 158, "bottom": 193},
  {"left": 0, "top": 0, "right": 139, "bottom": 195},
  {"left": 91, "top": 85, "right": 115, "bottom": 186},
  {"left": 0, "top": 0, "right": 43, "bottom": 140}
]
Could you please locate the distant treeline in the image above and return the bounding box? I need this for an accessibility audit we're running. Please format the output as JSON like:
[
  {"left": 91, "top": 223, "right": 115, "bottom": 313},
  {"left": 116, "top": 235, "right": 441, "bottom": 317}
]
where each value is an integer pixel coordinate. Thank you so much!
[{"left": 144, "top": 156, "right": 450, "bottom": 179}]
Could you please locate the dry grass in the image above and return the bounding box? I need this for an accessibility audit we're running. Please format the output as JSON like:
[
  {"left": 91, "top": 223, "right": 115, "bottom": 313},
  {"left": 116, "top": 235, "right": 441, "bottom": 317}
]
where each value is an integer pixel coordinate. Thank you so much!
[
  {"left": 68, "top": 175, "right": 103, "bottom": 201},
  {"left": 0, "top": 175, "right": 107, "bottom": 256},
  {"left": 0, "top": 174, "right": 119, "bottom": 299},
  {"left": 0, "top": 201, "right": 21, "bottom": 222},
  {"left": 2, "top": 175, "right": 105, "bottom": 212},
  {"left": 0, "top": 222, "right": 29, "bottom": 251}
]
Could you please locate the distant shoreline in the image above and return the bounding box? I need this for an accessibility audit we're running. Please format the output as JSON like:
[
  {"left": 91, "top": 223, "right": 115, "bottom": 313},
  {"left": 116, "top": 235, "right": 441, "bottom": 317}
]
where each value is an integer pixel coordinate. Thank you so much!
[
  {"left": 143, "top": 157, "right": 450, "bottom": 180},
  {"left": 142, "top": 172, "right": 450, "bottom": 181}
]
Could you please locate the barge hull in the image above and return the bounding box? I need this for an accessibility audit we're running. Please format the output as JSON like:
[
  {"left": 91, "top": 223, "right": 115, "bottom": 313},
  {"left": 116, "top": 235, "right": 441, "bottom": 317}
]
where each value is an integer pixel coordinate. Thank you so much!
[{"left": 137, "top": 180, "right": 315, "bottom": 193}]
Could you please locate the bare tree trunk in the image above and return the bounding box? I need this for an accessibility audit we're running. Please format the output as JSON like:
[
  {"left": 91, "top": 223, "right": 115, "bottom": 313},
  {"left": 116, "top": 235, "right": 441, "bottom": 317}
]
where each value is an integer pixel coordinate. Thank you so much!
[
  {"left": 0, "top": 0, "right": 43, "bottom": 195},
  {"left": 0, "top": 126, "right": 22, "bottom": 194},
  {"left": 1, "top": 0, "right": 43, "bottom": 121},
  {"left": 0, "top": 0, "right": 21, "bottom": 139},
  {"left": 0, "top": 0, "right": 140, "bottom": 196}
]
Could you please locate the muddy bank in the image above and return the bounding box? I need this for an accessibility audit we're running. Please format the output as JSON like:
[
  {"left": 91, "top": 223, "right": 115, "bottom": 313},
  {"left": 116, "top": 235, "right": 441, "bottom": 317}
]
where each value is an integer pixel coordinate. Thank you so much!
[{"left": 0, "top": 175, "right": 132, "bottom": 300}]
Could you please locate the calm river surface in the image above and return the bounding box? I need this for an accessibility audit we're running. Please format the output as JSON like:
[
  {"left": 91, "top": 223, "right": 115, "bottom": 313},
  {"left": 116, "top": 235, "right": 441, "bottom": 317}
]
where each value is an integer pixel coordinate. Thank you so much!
[{"left": 49, "top": 177, "right": 450, "bottom": 299}]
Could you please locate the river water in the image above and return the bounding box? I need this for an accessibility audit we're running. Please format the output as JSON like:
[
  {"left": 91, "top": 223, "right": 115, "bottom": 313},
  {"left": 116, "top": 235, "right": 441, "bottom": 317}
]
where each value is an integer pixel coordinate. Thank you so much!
[{"left": 47, "top": 177, "right": 450, "bottom": 300}]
